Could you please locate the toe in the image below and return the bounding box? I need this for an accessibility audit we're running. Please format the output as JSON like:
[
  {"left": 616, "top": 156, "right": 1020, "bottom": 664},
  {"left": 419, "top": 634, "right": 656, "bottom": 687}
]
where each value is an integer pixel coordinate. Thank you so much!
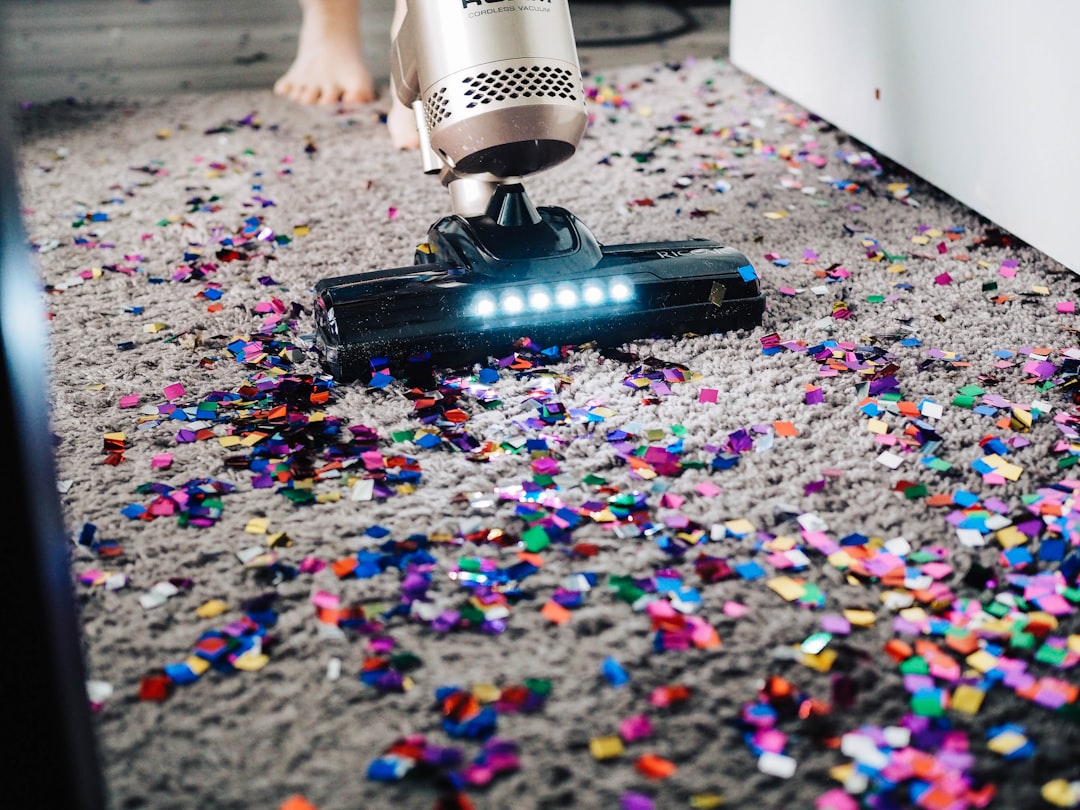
[
  {"left": 296, "top": 85, "right": 322, "bottom": 105},
  {"left": 341, "top": 86, "right": 374, "bottom": 104},
  {"left": 317, "top": 86, "right": 343, "bottom": 106}
]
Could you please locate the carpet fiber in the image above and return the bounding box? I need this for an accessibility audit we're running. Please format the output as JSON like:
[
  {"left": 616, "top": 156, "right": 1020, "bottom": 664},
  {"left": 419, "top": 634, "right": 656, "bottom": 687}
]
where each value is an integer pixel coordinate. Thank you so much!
[{"left": 15, "top": 56, "right": 1080, "bottom": 809}]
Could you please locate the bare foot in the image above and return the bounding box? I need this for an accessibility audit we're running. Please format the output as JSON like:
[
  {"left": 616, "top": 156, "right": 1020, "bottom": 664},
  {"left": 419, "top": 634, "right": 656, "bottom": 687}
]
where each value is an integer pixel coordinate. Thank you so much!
[
  {"left": 275, "top": 0, "right": 375, "bottom": 106},
  {"left": 387, "top": 96, "right": 420, "bottom": 150}
]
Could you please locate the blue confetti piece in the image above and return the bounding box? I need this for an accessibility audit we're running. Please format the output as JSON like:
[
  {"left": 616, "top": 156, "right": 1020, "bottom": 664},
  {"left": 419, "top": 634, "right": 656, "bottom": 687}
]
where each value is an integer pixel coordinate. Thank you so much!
[
  {"left": 121, "top": 503, "right": 147, "bottom": 519},
  {"left": 737, "top": 264, "right": 758, "bottom": 282},
  {"left": 416, "top": 433, "right": 441, "bottom": 449},
  {"left": 163, "top": 661, "right": 200, "bottom": 685},
  {"left": 601, "top": 656, "right": 630, "bottom": 687},
  {"left": 735, "top": 560, "right": 766, "bottom": 581}
]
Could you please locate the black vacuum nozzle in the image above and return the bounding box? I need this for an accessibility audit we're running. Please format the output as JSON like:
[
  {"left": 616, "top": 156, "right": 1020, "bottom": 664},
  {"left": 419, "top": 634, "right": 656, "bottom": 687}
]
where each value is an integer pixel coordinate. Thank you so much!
[{"left": 313, "top": 190, "right": 764, "bottom": 381}]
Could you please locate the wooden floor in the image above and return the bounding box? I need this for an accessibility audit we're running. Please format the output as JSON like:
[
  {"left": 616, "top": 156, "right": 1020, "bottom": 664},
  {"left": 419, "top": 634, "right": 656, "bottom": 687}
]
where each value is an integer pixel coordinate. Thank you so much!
[{"left": 1, "top": 0, "right": 729, "bottom": 101}]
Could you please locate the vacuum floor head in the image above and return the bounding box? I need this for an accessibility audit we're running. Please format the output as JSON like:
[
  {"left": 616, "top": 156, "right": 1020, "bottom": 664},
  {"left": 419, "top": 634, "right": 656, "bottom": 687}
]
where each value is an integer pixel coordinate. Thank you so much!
[{"left": 312, "top": 187, "right": 763, "bottom": 381}]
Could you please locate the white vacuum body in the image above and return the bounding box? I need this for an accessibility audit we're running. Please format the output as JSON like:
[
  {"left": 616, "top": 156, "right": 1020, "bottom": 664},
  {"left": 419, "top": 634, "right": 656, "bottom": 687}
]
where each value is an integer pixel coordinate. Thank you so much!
[{"left": 391, "top": 0, "right": 588, "bottom": 179}]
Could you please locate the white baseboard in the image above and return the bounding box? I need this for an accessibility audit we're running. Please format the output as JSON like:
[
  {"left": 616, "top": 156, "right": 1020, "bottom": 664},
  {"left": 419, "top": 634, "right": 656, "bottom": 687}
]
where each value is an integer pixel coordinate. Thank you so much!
[{"left": 730, "top": 0, "right": 1080, "bottom": 272}]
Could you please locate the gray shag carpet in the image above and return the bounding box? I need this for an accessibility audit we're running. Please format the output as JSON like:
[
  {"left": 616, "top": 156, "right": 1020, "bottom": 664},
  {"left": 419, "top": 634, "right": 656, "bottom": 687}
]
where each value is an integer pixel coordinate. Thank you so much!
[{"left": 14, "top": 55, "right": 1080, "bottom": 810}]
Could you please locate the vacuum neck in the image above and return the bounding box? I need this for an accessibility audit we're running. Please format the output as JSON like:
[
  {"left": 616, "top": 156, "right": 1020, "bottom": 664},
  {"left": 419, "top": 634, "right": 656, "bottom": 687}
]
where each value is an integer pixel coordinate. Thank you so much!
[{"left": 445, "top": 175, "right": 526, "bottom": 219}]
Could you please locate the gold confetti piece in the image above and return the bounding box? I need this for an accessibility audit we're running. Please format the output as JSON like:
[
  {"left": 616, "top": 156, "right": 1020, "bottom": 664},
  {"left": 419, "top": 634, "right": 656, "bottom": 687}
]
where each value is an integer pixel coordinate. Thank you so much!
[
  {"left": 829, "top": 762, "right": 854, "bottom": 783},
  {"left": 143, "top": 322, "right": 169, "bottom": 333},
  {"left": 218, "top": 436, "right": 242, "bottom": 447},
  {"left": 315, "top": 492, "right": 341, "bottom": 503},
  {"left": 1031, "top": 285, "right": 1051, "bottom": 295},
  {"left": 764, "top": 210, "right": 789, "bottom": 220},
  {"left": 866, "top": 418, "right": 889, "bottom": 435},
  {"left": 232, "top": 653, "right": 270, "bottom": 672},
  {"left": 800, "top": 648, "right": 837, "bottom": 672},
  {"left": 156, "top": 129, "right": 172, "bottom": 139},
  {"left": 911, "top": 235, "right": 930, "bottom": 245},
  {"left": 767, "top": 576, "right": 806, "bottom": 602},
  {"left": 267, "top": 532, "right": 292, "bottom": 548},
  {"left": 899, "top": 606, "right": 928, "bottom": 624},
  {"left": 589, "top": 735, "right": 624, "bottom": 760},
  {"left": 994, "top": 526, "right": 1027, "bottom": 549},
  {"left": 951, "top": 684, "right": 985, "bottom": 715},
  {"left": 1042, "top": 779, "right": 1080, "bottom": 807},
  {"left": 843, "top": 609, "right": 877, "bottom": 628},
  {"left": 244, "top": 517, "right": 271, "bottom": 535},
  {"left": 184, "top": 656, "right": 211, "bottom": 676},
  {"left": 987, "top": 730, "right": 1028, "bottom": 756},
  {"left": 240, "top": 431, "right": 268, "bottom": 447},
  {"left": 689, "top": 793, "right": 725, "bottom": 808},
  {"left": 766, "top": 535, "right": 797, "bottom": 552},
  {"left": 827, "top": 550, "right": 854, "bottom": 569},
  {"left": 886, "top": 264, "right": 906, "bottom": 273},
  {"left": 472, "top": 683, "right": 502, "bottom": 703},
  {"left": 293, "top": 224, "right": 310, "bottom": 237},
  {"left": 724, "top": 518, "right": 756, "bottom": 536},
  {"left": 965, "top": 650, "right": 999, "bottom": 673},
  {"left": 195, "top": 599, "right": 229, "bottom": 619}
]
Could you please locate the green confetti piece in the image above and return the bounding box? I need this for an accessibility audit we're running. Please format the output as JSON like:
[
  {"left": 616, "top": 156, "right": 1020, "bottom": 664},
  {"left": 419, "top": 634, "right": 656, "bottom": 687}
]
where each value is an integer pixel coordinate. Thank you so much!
[
  {"left": 952, "top": 395, "right": 975, "bottom": 409},
  {"left": 899, "top": 656, "right": 929, "bottom": 676},
  {"left": 908, "top": 550, "right": 942, "bottom": 564},
  {"left": 459, "top": 603, "right": 486, "bottom": 625},
  {"left": 521, "top": 525, "right": 551, "bottom": 552},
  {"left": 1035, "top": 644, "right": 1068, "bottom": 667},
  {"left": 582, "top": 474, "right": 607, "bottom": 486},
  {"left": 1009, "top": 632, "right": 1036, "bottom": 651},
  {"left": 984, "top": 601, "right": 1010, "bottom": 618},
  {"left": 904, "top": 483, "right": 928, "bottom": 500},
  {"left": 910, "top": 691, "right": 945, "bottom": 717},
  {"left": 524, "top": 677, "right": 553, "bottom": 696},
  {"left": 867, "top": 294, "right": 885, "bottom": 304},
  {"left": 925, "top": 457, "right": 953, "bottom": 472},
  {"left": 390, "top": 652, "right": 423, "bottom": 672},
  {"left": 1058, "top": 456, "right": 1079, "bottom": 469},
  {"left": 391, "top": 430, "right": 414, "bottom": 443},
  {"left": 957, "top": 384, "right": 985, "bottom": 397},
  {"left": 280, "top": 489, "right": 315, "bottom": 505},
  {"left": 1056, "top": 702, "right": 1080, "bottom": 724}
]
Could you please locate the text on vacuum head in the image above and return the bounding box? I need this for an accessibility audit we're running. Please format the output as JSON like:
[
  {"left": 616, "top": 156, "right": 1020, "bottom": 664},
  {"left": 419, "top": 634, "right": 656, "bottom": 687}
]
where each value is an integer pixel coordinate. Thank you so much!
[{"left": 462, "top": 0, "right": 550, "bottom": 7}]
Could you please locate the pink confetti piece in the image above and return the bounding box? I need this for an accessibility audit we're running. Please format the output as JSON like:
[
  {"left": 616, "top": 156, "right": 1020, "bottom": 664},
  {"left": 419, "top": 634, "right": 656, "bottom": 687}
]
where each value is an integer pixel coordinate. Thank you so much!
[
  {"left": 118, "top": 394, "right": 140, "bottom": 409},
  {"left": 694, "top": 481, "right": 721, "bottom": 498},
  {"left": 723, "top": 601, "right": 749, "bottom": 618},
  {"left": 150, "top": 453, "right": 173, "bottom": 469},
  {"left": 1057, "top": 301, "right": 1075, "bottom": 313},
  {"left": 388, "top": 206, "right": 399, "bottom": 220},
  {"left": 163, "top": 381, "right": 186, "bottom": 400},
  {"left": 311, "top": 590, "right": 340, "bottom": 609},
  {"left": 698, "top": 389, "right": 718, "bottom": 403}
]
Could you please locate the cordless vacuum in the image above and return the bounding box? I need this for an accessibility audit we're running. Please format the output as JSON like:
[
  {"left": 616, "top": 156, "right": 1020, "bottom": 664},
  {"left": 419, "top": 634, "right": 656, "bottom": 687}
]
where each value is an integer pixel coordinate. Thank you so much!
[{"left": 312, "top": 0, "right": 765, "bottom": 381}]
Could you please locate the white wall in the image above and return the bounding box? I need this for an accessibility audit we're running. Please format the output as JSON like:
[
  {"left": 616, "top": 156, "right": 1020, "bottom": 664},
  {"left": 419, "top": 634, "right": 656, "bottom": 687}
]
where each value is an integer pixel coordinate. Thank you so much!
[{"left": 730, "top": 0, "right": 1080, "bottom": 272}]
